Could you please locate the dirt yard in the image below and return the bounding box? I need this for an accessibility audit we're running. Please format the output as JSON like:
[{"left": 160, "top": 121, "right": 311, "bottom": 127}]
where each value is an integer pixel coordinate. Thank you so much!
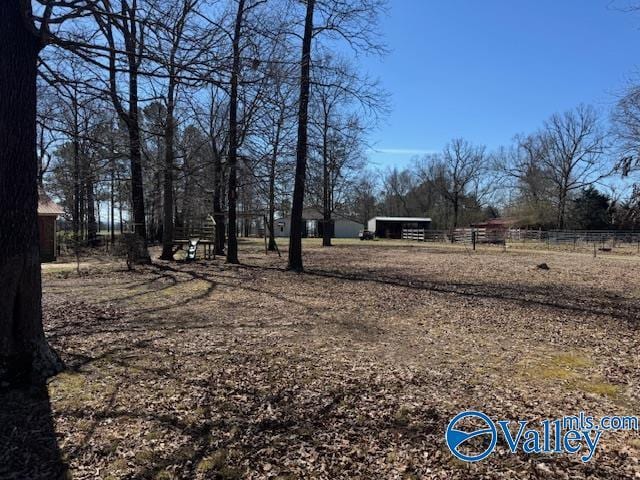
[{"left": 2, "top": 240, "right": 640, "bottom": 479}]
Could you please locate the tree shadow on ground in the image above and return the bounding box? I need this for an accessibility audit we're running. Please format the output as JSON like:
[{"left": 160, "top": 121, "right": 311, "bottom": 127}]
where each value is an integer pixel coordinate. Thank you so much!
[
  {"left": 231, "top": 259, "right": 640, "bottom": 325},
  {"left": 299, "top": 266, "right": 640, "bottom": 326},
  {"left": 0, "top": 382, "right": 68, "bottom": 480}
]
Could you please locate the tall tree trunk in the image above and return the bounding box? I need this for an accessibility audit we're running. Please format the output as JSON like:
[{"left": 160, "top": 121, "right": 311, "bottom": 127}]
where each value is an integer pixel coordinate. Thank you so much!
[
  {"left": 267, "top": 172, "right": 277, "bottom": 250},
  {"left": 213, "top": 152, "right": 226, "bottom": 255},
  {"left": 80, "top": 181, "right": 86, "bottom": 240},
  {"left": 160, "top": 90, "right": 176, "bottom": 260},
  {"left": 267, "top": 129, "right": 280, "bottom": 251},
  {"left": 453, "top": 192, "right": 460, "bottom": 229},
  {"left": 128, "top": 116, "right": 148, "bottom": 251},
  {"left": 288, "top": 0, "right": 315, "bottom": 272},
  {"left": 72, "top": 99, "right": 81, "bottom": 242},
  {"left": 104, "top": 2, "right": 148, "bottom": 260},
  {"left": 226, "top": 0, "right": 245, "bottom": 264},
  {"left": 322, "top": 119, "right": 332, "bottom": 247},
  {"left": 126, "top": 12, "right": 150, "bottom": 261},
  {"left": 451, "top": 193, "right": 459, "bottom": 243},
  {"left": 0, "top": 2, "right": 63, "bottom": 384},
  {"left": 267, "top": 102, "right": 284, "bottom": 252},
  {"left": 557, "top": 186, "right": 567, "bottom": 229},
  {"left": 97, "top": 198, "right": 101, "bottom": 237},
  {"left": 86, "top": 172, "right": 97, "bottom": 245},
  {"left": 119, "top": 182, "right": 124, "bottom": 234},
  {"left": 110, "top": 168, "right": 116, "bottom": 243}
]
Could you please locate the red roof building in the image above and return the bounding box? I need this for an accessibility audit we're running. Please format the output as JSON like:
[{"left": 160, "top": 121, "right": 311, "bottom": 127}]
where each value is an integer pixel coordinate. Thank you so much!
[
  {"left": 470, "top": 218, "right": 516, "bottom": 244},
  {"left": 471, "top": 218, "right": 515, "bottom": 229}
]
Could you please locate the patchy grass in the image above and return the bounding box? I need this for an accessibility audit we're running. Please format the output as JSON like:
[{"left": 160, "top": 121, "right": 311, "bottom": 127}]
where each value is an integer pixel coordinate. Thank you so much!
[
  {"left": 196, "top": 450, "right": 227, "bottom": 473},
  {"left": 522, "top": 352, "right": 593, "bottom": 382},
  {"left": 577, "top": 381, "right": 622, "bottom": 398},
  {"left": 550, "top": 352, "right": 593, "bottom": 369}
]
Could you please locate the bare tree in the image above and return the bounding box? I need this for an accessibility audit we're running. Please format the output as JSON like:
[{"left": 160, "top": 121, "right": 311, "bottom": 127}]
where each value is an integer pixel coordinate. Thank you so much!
[
  {"left": 36, "top": 82, "right": 60, "bottom": 186},
  {"left": 223, "top": 0, "right": 271, "bottom": 263},
  {"left": 613, "top": 82, "right": 640, "bottom": 176},
  {"left": 307, "top": 56, "right": 374, "bottom": 247},
  {"left": 381, "top": 167, "right": 415, "bottom": 216},
  {"left": 95, "top": 1, "right": 153, "bottom": 260},
  {"left": 249, "top": 54, "right": 297, "bottom": 251},
  {"left": 429, "top": 139, "right": 487, "bottom": 229},
  {"left": 494, "top": 135, "right": 556, "bottom": 227},
  {"left": 288, "top": 0, "right": 315, "bottom": 271},
  {"left": 147, "top": 0, "right": 211, "bottom": 260},
  {"left": 204, "top": 88, "right": 230, "bottom": 255},
  {"left": 226, "top": 0, "right": 247, "bottom": 264},
  {"left": 538, "top": 105, "right": 611, "bottom": 228},
  {"left": 288, "top": 0, "right": 387, "bottom": 270},
  {"left": 352, "top": 172, "right": 378, "bottom": 227}
]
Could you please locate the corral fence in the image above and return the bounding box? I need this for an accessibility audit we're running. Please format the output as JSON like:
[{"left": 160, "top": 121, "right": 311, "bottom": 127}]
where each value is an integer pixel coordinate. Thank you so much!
[
  {"left": 402, "top": 228, "right": 640, "bottom": 254},
  {"left": 401, "top": 228, "right": 505, "bottom": 244}
]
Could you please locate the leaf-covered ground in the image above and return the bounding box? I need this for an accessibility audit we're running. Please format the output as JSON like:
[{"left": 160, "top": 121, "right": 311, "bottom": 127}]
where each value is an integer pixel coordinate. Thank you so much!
[{"left": 2, "top": 240, "right": 640, "bottom": 479}]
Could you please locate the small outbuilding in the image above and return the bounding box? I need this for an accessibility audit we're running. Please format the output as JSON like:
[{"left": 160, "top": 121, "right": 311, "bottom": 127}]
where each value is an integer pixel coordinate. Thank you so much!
[
  {"left": 38, "top": 187, "right": 64, "bottom": 262},
  {"left": 367, "top": 216, "right": 431, "bottom": 239},
  {"left": 470, "top": 218, "right": 515, "bottom": 244}
]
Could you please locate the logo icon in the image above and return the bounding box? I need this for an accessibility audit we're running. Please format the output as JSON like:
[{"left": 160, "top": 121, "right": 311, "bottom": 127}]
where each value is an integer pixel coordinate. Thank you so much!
[{"left": 446, "top": 411, "right": 497, "bottom": 462}]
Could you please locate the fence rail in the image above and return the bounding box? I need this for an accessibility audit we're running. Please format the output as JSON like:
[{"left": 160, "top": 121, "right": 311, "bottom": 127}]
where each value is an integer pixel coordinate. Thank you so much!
[{"left": 402, "top": 228, "right": 640, "bottom": 252}]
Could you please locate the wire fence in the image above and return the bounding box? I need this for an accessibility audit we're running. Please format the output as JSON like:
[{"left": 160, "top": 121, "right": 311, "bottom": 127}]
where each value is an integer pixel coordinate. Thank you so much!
[{"left": 402, "top": 228, "right": 640, "bottom": 254}]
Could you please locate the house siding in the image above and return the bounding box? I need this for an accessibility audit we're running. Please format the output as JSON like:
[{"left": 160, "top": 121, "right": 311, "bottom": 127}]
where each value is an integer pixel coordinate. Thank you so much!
[
  {"left": 275, "top": 216, "right": 362, "bottom": 238},
  {"left": 38, "top": 215, "right": 57, "bottom": 262}
]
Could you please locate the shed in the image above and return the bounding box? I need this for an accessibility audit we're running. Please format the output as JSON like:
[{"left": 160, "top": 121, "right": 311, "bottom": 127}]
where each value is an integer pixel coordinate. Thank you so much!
[
  {"left": 38, "top": 187, "right": 64, "bottom": 262},
  {"left": 367, "top": 216, "right": 431, "bottom": 239},
  {"left": 470, "top": 218, "right": 515, "bottom": 244}
]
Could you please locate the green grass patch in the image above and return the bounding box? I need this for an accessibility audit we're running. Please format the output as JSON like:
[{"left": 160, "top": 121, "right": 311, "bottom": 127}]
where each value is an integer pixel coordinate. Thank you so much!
[
  {"left": 575, "top": 380, "right": 621, "bottom": 398},
  {"left": 197, "top": 449, "right": 227, "bottom": 473}
]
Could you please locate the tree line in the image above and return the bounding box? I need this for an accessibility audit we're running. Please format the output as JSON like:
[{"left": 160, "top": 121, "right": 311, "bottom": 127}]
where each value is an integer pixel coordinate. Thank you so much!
[{"left": 357, "top": 102, "right": 640, "bottom": 232}]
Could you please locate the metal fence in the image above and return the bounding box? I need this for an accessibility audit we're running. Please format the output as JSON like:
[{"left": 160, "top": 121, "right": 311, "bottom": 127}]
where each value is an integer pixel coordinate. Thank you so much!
[
  {"left": 402, "top": 228, "right": 640, "bottom": 253},
  {"left": 401, "top": 228, "right": 503, "bottom": 244}
]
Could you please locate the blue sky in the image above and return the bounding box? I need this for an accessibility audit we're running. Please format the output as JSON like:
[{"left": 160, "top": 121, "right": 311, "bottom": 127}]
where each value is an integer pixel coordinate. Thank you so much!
[{"left": 363, "top": 0, "right": 640, "bottom": 169}]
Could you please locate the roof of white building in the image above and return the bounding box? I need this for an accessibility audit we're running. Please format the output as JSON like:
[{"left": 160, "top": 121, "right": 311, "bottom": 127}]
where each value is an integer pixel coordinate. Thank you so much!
[{"left": 369, "top": 216, "right": 431, "bottom": 223}]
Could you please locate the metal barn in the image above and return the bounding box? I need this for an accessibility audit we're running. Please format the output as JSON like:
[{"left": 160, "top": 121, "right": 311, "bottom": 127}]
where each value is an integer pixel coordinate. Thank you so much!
[{"left": 367, "top": 216, "right": 432, "bottom": 239}]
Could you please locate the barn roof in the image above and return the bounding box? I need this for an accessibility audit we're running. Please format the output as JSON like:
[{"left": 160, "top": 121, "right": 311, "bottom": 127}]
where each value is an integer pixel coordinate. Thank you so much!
[
  {"left": 471, "top": 218, "right": 515, "bottom": 228},
  {"left": 369, "top": 216, "right": 432, "bottom": 223},
  {"left": 276, "top": 208, "right": 361, "bottom": 223},
  {"left": 38, "top": 187, "right": 64, "bottom": 216}
]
